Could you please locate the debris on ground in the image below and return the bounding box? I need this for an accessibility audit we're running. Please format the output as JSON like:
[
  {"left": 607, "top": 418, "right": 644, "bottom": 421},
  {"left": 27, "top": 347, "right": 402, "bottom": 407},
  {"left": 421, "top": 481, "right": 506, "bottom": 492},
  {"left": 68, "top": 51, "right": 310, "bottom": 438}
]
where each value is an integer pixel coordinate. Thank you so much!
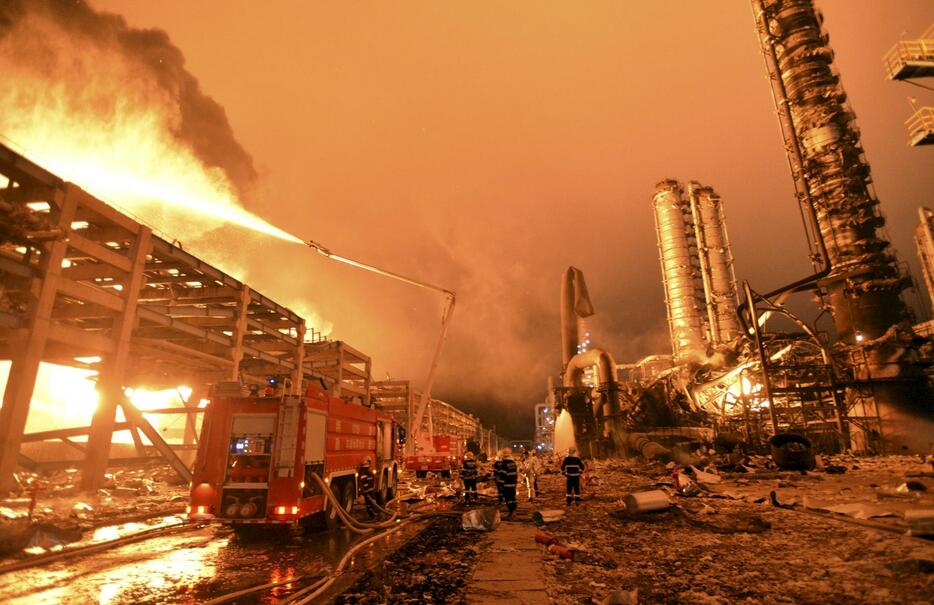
[
  {"left": 461, "top": 507, "right": 500, "bottom": 531},
  {"left": 0, "top": 463, "right": 188, "bottom": 560},
  {"left": 335, "top": 516, "right": 484, "bottom": 604},
  {"left": 534, "top": 453, "right": 934, "bottom": 604}
]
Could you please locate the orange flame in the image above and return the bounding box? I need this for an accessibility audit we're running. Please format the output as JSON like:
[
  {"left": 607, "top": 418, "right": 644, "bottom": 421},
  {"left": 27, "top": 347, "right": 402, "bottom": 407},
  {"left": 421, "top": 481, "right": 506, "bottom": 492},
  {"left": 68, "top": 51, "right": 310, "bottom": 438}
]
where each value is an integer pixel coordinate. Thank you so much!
[{"left": 0, "top": 13, "right": 301, "bottom": 244}]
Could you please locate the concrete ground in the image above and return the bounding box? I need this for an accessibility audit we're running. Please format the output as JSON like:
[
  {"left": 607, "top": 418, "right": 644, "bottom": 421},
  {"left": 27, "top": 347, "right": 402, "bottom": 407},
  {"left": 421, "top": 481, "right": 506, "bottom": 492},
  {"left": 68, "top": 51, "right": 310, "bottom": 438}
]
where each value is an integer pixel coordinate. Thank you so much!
[{"left": 467, "top": 519, "right": 549, "bottom": 604}]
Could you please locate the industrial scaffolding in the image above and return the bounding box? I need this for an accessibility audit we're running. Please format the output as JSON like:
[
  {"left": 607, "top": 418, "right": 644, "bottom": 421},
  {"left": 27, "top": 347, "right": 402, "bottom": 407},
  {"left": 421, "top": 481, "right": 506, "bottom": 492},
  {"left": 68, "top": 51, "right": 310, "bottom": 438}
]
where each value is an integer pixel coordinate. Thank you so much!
[
  {"left": 370, "top": 379, "right": 505, "bottom": 458},
  {"left": 0, "top": 141, "right": 375, "bottom": 491}
]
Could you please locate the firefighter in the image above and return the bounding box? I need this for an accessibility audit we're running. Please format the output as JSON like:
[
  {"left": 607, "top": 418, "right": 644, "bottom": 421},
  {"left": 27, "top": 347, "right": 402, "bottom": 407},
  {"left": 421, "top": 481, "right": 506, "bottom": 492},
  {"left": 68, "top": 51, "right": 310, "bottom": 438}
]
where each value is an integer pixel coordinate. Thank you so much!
[
  {"left": 561, "top": 447, "right": 585, "bottom": 506},
  {"left": 498, "top": 448, "right": 519, "bottom": 517},
  {"left": 461, "top": 451, "right": 478, "bottom": 503},
  {"left": 492, "top": 452, "right": 505, "bottom": 506},
  {"left": 523, "top": 450, "right": 541, "bottom": 501},
  {"left": 357, "top": 457, "right": 377, "bottom": 517}
]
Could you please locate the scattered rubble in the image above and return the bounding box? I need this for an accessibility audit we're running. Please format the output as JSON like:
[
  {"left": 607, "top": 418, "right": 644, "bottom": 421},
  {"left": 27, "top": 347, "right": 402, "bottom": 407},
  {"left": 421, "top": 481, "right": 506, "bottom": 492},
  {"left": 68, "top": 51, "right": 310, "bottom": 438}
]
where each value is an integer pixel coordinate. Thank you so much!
[
  {"left": 534, "top": 453, "right": 934, "bottom": 604},
  {"left": 461, "top": 507, "right": 500, "bottom": 532},
  {"left": 0, "top": 463, "right": 188, "bottom": 560},
  {"left": 335, "top": 516, "right": 484, "bottom": 604}
]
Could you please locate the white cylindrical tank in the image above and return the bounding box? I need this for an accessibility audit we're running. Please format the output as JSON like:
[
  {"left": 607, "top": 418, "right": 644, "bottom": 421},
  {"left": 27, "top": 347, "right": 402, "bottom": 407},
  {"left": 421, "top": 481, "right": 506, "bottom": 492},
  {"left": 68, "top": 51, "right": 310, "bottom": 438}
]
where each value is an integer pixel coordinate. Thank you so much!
[{"left": 653, "top": 180, "right": 708, "bottom": 363}]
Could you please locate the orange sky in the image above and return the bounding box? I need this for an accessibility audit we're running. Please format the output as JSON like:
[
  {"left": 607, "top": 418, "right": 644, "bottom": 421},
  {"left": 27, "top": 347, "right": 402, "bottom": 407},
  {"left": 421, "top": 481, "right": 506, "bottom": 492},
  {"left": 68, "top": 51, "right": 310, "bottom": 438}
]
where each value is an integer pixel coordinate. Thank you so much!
[{"left": 73, "top": 1, "right": 934, "bottom": 437}]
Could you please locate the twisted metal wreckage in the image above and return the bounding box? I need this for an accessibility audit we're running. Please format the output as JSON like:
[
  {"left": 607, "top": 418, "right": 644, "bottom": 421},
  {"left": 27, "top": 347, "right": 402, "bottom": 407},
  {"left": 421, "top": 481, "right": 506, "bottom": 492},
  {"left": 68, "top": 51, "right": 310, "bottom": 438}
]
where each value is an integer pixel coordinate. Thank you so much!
[{"left": 553, "top": 0, "right": 934, "bottom": 459}]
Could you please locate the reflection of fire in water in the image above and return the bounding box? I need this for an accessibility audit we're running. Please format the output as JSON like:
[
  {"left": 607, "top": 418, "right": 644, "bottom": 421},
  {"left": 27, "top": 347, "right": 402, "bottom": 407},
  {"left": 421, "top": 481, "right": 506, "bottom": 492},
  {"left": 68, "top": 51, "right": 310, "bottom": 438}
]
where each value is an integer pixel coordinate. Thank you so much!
[{"left": 553, "top": 409, "right": 576, "bottom": 455}]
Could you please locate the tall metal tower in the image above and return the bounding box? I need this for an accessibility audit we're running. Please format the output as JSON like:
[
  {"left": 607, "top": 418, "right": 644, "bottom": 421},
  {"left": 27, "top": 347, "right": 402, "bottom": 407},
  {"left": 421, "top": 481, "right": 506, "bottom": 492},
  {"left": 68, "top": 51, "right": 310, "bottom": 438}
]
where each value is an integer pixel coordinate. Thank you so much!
[{"left": 751, "top": 0, "right": 931, "bottom": 448}]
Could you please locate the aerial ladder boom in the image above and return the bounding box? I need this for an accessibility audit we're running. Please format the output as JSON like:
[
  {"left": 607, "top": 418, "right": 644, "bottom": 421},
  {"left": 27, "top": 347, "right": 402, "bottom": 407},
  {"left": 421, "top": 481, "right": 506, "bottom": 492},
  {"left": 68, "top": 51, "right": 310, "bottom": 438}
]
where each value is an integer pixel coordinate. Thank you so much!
[{"left": 305, "top": 240, "right": 456, "bottom": 455}]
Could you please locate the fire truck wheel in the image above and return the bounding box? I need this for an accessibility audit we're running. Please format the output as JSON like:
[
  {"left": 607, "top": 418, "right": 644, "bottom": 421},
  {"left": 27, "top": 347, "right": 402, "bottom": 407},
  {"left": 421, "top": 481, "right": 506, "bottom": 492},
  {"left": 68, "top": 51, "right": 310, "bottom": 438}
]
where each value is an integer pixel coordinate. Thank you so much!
[
  {"left": 324, "top": 481, "right": 342, "bottom": 530},
  {"left": 340, "top": 482, "right": 356, "bottom": 515},
  {"left": 440, "top": 470, "right": 452, "bottom": 479},
  {"left": 377, "top": 471, "right": 389, "bottom": 505}
]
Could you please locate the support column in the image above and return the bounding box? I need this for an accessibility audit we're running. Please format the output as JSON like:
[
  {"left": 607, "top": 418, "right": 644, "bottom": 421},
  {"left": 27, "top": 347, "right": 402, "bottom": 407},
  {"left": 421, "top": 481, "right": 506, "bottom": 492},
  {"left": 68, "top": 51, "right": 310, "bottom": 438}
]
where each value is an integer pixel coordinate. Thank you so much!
[
  {"left": 0, "top": 189, "right": 76, "bottom": 492},
  {"left": 292, "top": 322, "right": 306, "bottom": 395},
  {"left": 181, "top": 385, "right": 203, "bottom": 447},
  {"left": 230, "top": 286, "right": 250, "bottom": 381},
  {"left": 81, "top": 225, "right": 152, "bottom": 490}
]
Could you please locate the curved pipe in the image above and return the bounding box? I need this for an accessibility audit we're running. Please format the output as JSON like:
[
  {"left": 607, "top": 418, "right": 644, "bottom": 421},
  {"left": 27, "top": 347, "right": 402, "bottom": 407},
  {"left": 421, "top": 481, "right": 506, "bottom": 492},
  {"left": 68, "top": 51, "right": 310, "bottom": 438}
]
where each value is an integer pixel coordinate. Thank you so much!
[{"left": 563, "top": 348, "right": 618, "bottom": 388}]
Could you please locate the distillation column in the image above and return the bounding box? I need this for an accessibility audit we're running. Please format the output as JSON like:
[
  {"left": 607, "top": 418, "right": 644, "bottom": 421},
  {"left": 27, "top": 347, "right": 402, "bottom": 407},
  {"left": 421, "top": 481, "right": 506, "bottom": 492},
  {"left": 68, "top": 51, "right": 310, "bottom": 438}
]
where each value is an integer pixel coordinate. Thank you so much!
[
  {"left": 752, "top": 0, "right": 931, "bottom": 449},
  {"left": 689, "top": 183, "right": 742, "bottom": 345},
  {"left": 654, "top": 180, "right": 708, "bottom": 363}
]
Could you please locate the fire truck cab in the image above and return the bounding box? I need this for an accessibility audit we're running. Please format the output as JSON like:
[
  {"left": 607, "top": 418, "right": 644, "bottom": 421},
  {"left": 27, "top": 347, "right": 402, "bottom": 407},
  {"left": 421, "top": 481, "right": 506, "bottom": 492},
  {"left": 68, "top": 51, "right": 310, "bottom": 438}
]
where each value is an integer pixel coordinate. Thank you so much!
[{"left": 188, "top": 382, "right": 399, "bottom": 528}]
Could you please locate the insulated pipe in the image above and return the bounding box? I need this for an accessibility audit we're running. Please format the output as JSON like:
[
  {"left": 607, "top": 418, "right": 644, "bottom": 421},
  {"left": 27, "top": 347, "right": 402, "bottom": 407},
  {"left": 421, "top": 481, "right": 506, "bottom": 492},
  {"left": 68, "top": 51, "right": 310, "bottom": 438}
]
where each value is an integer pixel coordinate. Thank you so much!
[
  {"left": 625, "top": 433, "right": 671, "bottom": 461},
  {"left": 563, "top": 348, "right": 624, "bottom": 454},
  {"left": 563, "top": 348, "right": 618, "bottom": 388},
  {"left": 560, "top": 266, "right": 595, "bottom": 367}
]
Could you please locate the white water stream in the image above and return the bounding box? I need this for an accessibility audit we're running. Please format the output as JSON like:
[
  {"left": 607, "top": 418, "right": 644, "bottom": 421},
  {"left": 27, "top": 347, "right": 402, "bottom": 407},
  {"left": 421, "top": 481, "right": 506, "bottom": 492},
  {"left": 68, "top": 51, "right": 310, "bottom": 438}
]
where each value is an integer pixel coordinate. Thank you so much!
[{"left": 553, "top": 409, "right": 577, "bottom": 455}]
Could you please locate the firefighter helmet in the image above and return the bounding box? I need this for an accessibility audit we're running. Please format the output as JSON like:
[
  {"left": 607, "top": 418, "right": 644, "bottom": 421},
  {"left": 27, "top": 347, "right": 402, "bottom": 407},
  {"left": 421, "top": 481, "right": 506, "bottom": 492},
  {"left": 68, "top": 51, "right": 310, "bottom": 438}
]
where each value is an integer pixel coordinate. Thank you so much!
[{"left": 464, "top": 451, "right": 475, "bottom": 460}]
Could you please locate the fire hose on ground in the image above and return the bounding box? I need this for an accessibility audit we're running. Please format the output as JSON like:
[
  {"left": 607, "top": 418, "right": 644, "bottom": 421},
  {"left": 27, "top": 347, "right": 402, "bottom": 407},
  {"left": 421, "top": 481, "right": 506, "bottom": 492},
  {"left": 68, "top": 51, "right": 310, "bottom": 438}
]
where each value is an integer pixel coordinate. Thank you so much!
[{"left": 205, "top": 474, "right": 460, "bottom": 605}]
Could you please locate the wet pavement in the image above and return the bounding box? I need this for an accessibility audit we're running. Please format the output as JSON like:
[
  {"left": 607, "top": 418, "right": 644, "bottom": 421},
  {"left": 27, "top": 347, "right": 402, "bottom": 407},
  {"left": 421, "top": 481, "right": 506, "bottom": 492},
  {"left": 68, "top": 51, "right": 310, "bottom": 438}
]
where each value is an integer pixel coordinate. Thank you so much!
[{"left": 0, "top": 516, "right": 424, "bottom": 604}]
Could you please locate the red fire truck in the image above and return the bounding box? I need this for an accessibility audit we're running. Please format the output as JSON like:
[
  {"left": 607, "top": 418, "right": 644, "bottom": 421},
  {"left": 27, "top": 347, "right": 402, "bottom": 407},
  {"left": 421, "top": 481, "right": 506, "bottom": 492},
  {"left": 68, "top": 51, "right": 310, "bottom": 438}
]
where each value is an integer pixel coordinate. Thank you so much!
[
  {"left": 406, "top": 434, "right": 463, "bottom": 478},
  {"left": 187, "top": 382, "right": 399, "bottom": 529}
]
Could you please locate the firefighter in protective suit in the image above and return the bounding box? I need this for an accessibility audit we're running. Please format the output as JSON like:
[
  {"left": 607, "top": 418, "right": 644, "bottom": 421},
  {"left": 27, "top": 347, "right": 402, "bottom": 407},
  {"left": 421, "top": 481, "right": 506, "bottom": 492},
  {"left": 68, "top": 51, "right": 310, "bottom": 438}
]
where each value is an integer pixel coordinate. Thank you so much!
[
  {"left": 357, "top": 457, "right": 377, "bottom": 517},
  {"left": 561, "top": 448, "right": 585, "bottom": 506},
  {"left": 461, "top": 451, "right": 478, "bottom": 503},
  {"left": 492, "top": 453, "right": 505, "bottom": 505},
  {"left": 497, "top": 448, "right": 519, "bottom": 517}
]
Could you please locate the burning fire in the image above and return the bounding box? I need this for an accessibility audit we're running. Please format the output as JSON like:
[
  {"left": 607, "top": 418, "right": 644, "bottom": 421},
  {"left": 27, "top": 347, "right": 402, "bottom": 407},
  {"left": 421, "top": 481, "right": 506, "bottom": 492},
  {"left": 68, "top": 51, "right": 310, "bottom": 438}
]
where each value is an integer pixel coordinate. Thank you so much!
[
  {"left": 0, "top": 4, "right": 302, "bottom": 245},
  {"left": 0, "top": 95, "right": 302, "bottom": 244},
  {"left": 0, "top": 2, "right": 323, "bottom": 447},
  {"left": 0, "top": 361, "right": 199, "bottom": 444}
]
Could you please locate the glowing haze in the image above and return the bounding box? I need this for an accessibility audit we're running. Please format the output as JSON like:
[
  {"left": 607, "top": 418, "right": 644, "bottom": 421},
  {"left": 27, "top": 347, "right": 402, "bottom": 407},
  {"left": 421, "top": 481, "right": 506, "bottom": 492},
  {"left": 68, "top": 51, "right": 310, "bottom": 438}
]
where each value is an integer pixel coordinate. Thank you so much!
[
  {"left": 2, "top": 1, "right": 932, "bottom": 439},
  {"left": 0, "top": 0, "right": 300, "bottom": 244}
]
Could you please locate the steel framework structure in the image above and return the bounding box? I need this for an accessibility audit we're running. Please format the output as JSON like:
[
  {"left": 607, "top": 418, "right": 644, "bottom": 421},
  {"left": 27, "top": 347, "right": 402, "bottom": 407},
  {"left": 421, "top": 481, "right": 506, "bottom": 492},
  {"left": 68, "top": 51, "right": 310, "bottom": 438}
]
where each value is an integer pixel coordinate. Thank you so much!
[{"left": 0, "top": 142, "right": 359, "bottom": 490}]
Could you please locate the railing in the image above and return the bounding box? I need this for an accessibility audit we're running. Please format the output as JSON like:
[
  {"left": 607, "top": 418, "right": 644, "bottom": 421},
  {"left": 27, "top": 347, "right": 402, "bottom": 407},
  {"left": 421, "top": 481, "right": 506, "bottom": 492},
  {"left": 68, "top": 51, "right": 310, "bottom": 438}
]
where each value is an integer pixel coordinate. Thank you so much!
[
  {"left": 906, "top": 106, "right": 934, "bottom": 146},
  {"left": 883, "top": 39, "right": 934, "bottom": 79}
]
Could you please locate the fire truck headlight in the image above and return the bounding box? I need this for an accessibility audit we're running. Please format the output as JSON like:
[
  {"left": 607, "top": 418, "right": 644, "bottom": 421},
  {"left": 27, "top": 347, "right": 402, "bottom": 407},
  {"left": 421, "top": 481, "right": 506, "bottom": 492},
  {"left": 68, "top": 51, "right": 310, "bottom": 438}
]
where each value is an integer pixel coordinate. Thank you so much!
[
  {"left": 196, "top": 506, "right": 208, "bottom": 515},
  {"left": 276, "top": 506, "right": 287, "bottom": 515},
  {"left": 291, "top": 506, "right": 299, "bottom": 514},
  {"left": 185, "top": 505, "right": 191, "bottom": 514}
]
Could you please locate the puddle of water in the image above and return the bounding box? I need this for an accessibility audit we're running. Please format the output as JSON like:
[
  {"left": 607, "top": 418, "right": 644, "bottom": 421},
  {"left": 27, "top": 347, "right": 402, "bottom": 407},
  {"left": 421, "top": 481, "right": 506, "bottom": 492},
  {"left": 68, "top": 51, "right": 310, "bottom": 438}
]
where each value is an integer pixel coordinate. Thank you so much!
[
  {"left": 3, "top": 510, "right": 435, "bottom": 604},
  {"left": 89, "top": 515, "right": 185, "bottom": 545}
]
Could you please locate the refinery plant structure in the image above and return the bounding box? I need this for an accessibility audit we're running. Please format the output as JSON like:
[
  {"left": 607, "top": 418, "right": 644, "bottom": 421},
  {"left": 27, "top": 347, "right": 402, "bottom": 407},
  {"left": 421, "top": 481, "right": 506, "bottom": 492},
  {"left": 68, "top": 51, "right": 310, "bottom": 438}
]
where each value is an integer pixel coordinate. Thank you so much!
[{"left": 550, "top": 0, "right": 934, "bottom": 459}]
